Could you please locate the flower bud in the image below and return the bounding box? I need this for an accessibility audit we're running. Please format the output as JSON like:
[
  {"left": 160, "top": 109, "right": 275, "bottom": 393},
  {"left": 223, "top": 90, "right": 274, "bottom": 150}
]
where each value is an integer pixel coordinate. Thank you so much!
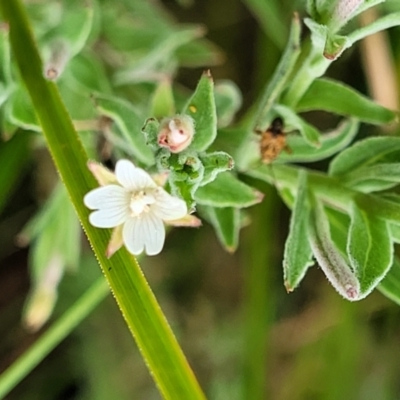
[{"left": 157, "top": 115, "right": 195, "bottom": 153}]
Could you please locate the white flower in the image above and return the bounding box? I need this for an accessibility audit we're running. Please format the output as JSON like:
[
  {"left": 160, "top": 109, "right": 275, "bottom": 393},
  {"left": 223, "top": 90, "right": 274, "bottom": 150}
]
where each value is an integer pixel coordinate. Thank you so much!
[{"left": 84, "top": 160, "right": 187, "bottom": 256}]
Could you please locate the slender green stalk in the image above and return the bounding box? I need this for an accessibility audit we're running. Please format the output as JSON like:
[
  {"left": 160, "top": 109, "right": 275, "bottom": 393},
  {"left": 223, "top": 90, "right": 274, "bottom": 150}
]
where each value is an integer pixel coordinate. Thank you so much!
[
  {"left": 0, "top": 1, "right": 205, "bottom": 399},
  {"left": 0, "top": 277, "right": 109, "bottom": 399},
  {"left": 242, "top": 185, "right": 278, "bottom": 400}
]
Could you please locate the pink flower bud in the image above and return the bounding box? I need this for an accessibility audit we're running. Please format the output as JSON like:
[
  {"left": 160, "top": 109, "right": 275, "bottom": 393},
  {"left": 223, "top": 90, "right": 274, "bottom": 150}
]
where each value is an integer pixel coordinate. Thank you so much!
[
  {"left": 333, "top": 0, "right": 364, "bottom": 27},
  {"left": 157, "top": 115, "right": 195, "bottom": 153}
]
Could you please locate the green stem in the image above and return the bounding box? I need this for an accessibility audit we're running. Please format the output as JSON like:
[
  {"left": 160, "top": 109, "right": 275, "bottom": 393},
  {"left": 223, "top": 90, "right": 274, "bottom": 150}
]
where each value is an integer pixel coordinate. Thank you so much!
[
  {"left": 242, "top": 185, "right": 278, "bottom": 400},
  {"left": 0, "top": 277, "right": 109, "bottom": 399},
  {"left": 0, "top": 1, "right": 205, "bottom": 399}
]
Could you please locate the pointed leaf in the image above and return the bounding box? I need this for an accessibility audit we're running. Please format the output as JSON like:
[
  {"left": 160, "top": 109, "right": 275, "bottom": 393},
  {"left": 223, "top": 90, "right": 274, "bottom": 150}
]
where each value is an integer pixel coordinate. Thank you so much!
[
  {"left": 329, "top": 137, "right": 400, "bottom": 176},
  {"left": 214, "top": 80, "right": 242, "bottom": 128},
  {"left": 341, "top": 163, "right": 400, "bottom": 192},
  {"left": 347, "top": 202, "right": 393, "bottom": 298},
  {"left": 274, "top": 104, "right": 320, "bottom": 147},
  {"left": 199, "top": 205, "right": 240, "bottom": 252},
  {"left": 6, "top": 88, "right": 40, "bottom": 131},
  {"left": 194, "top": 172, "right": 263, "bottom": 208},
  {"left": 94, "top": 94, "right": 154, "bottom": 165},
  {"left": 198, "top": 151, "right": 234, "bottom": 186},
  {"left": 182, "top": 70, "right": 217, "bottom": 151},
  {"left": 308, "top": 194, "right": 360, "bottom": 301},
  {"left": 278, "top": 118, "right": 359, "bottom": 163},
  {"left": 296, "top": 78, "right": 396, "bottom": 124},
  {"left": 150, "top": 79, "right": 175, "bottom": 119},
  {"left": 283, "top": 170, "right": 314, "bottom": 292}
]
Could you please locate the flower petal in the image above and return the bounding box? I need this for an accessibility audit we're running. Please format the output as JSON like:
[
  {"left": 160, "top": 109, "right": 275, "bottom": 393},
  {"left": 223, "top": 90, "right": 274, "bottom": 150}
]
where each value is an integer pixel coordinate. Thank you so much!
[
  {"left": 84, "top": 185, "right": 128, "bottom": 210},
  {"left": 152, "top": 188, "right": 187, "bottom": 221},
  {"left": 89, "top": 210, "right": 127, "bottom": 228},
  {"left": 115, "top": 159, "right": 156, "bottom": 191},
  {"left": 123, "top": 214, "right": 165, "bottom": 256}
]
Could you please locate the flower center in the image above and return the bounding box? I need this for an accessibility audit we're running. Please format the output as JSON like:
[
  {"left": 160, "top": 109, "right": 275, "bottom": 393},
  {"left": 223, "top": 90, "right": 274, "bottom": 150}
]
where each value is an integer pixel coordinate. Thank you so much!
[{"left": 129, "top": 190, "right": 156, "bottom": 217}]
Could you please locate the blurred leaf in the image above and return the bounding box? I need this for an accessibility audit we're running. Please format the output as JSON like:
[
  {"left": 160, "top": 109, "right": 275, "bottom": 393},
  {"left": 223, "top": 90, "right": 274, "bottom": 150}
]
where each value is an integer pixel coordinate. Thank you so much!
[
  {"left": 296, "top": 78, "right": 397, "bottom": 124},
  {"left": 0, "top": 131, "right": 31, "bottom": 214},
  {"left": 114, "top": 26, "right": 203, "bottom": 85},
  {"left": 176, "top": 38, "right": 224, "bottom": 67},
  {"left": 278, "top": 118, "right": 359, "bottom": 163},
  {"left": 347, "top": 202, "right": 393, "bottom": 298},
  {"left": 341, "top": 163, "right": 400, "bottom": 193},
  {"left": 6, "top": 88, "right": 40, "bottom": 131},
  {"left": 308, "top": 193, "right": 360, "bottom": 301},
  {"left": 274, "top": 104, "right": 321, "bottom": 147},
  {"left": 194, "top": 172, "right": 263, "bottom": 208},
  {"left": 199, "top": 205, "right": 239, "bottom": 252},
  {"left": 0, "top": 23, "right": 12, "bottom": 86},
  {"left": 378, "top": 256, "right": 400, "bottom": 305},
  {"left": 66, "top": 52, "right": 112, "bottom": 94},
  {"left": 347, "top": 11, "right": 400, "bottom": 46},
  {"left": 283, "top": 170, "right": 314, "bottom": 292},
  {"left": 199, "top": 151, "right": 234, "bottom": 186},
  {"left": 150, "top": 79, "right": 175, "bottom": 118},
  {"left": 329, "top": 137, "right": 400, "bottom": 176},
  {"left": 214, "top": 80, "right": 242, "bottom": 128},
  {"left": 48, "top": 0, "right": 94, "bottom": 57},
  {"left": 182, "top": 70, "right": 217, "bottom": 152},
  {"left": 242, "top": 0, "right": 288, "bottom": 49},
  {"left": 94, "top": 94, "right": 155, "bottom": 165}
]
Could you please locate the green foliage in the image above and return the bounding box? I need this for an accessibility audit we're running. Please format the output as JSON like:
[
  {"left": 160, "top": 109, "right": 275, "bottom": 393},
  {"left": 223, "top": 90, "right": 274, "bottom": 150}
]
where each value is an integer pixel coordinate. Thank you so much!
[{"left": 2, "top": 0, "right": 400, "bottom": 398}]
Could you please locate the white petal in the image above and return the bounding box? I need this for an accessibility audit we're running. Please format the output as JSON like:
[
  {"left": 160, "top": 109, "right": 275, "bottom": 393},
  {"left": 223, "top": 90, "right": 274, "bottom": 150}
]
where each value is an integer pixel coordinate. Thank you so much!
[
  {"left": 84, "top": 185, "right": 128, "bottom": 210},
  {"left": 152, "top": 189, "right": 187, "bottom": 221},
  {"left": 89, "top": 210, "right": 127, "bottom": 228},
  {"left": 115, "top": 160, "right": 156, "bottom": 191},
  {"left": 123, "top": 214, "right": 165, "bottom": 256}
]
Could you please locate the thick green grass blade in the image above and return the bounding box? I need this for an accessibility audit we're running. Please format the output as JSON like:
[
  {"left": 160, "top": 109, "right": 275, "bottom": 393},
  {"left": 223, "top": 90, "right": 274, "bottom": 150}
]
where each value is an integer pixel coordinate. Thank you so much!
[{"left": 0, "top": 1, "right": 205, "bottom": 399}]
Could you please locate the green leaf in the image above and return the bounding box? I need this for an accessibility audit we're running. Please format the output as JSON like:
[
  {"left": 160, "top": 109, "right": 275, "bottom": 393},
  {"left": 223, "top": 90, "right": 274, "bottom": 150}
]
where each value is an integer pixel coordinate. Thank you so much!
[
  {"left": 347, "top": 12, "right": 400, "bottom": 47},
  {"left": 142, "top": 117, "right": 160, "bottom": 149},
  {"left": 2, "top": 1, "right": 206, "bottom": 398},
  {"left": 199, "top": 205, "right": 240, "bottom": 252},
  {"left": 341, "top": 163, "right": 400, "bottom": 192},
  {"left": 51, "top": 0, "right": 94, "bottom": 56},
  {"left": 66, "top": 52, "right": 112, "bottom": 94},
  {"left": 329, "top": 137, "right": 400, "bottom": 176},
  {"left": 0, "top": 23, "right": 12, "bottom": 86},
  {"left": 347, "top": 202, "right": 393, "bottom": 298},
  {"left": 278, "top": 118, "right": 359, "bottom": 163},
  {"left": 274, "top": 104, "right": 321, "bottom": 147},
  {"left": 94, "top": 94, "right": 155, "bottom": 165},
  {"left": 242, "top": 0, "right": 287, "bottom": 49},
  {"left": 308, "top": 193, "right": 360, "bottom": 301},
  {"left": 214, "top": 80, "right": 242, "bottom": 128},
  {"left": 198, "top": 151, "right": 234, "bottom": 186},
  {"left": 296, "top": 78, "right": 397, "bottom": 124},
  {"left": 176, "top": 38, "right": 224, "bottom": 67},
  {"left": 283, "top": 170, "right": 314, "bottom": 292},
  {"left": 194, "top": 172, "right": 263, "bottom": 208},
  {"left": 182, "top": 70, "right": 217, "bottom": 151},
  {"left": 0, "top": 131, "right": 32, "bottom": 214},
  {"left": 6, "top": 88, "right": 40, "bottom": 131},
  {"left": 378, "top": 256, "right": 400, "bottom": 305},
  {"left": 150, "top": 79, "right": 175, "bottom": 119}
]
